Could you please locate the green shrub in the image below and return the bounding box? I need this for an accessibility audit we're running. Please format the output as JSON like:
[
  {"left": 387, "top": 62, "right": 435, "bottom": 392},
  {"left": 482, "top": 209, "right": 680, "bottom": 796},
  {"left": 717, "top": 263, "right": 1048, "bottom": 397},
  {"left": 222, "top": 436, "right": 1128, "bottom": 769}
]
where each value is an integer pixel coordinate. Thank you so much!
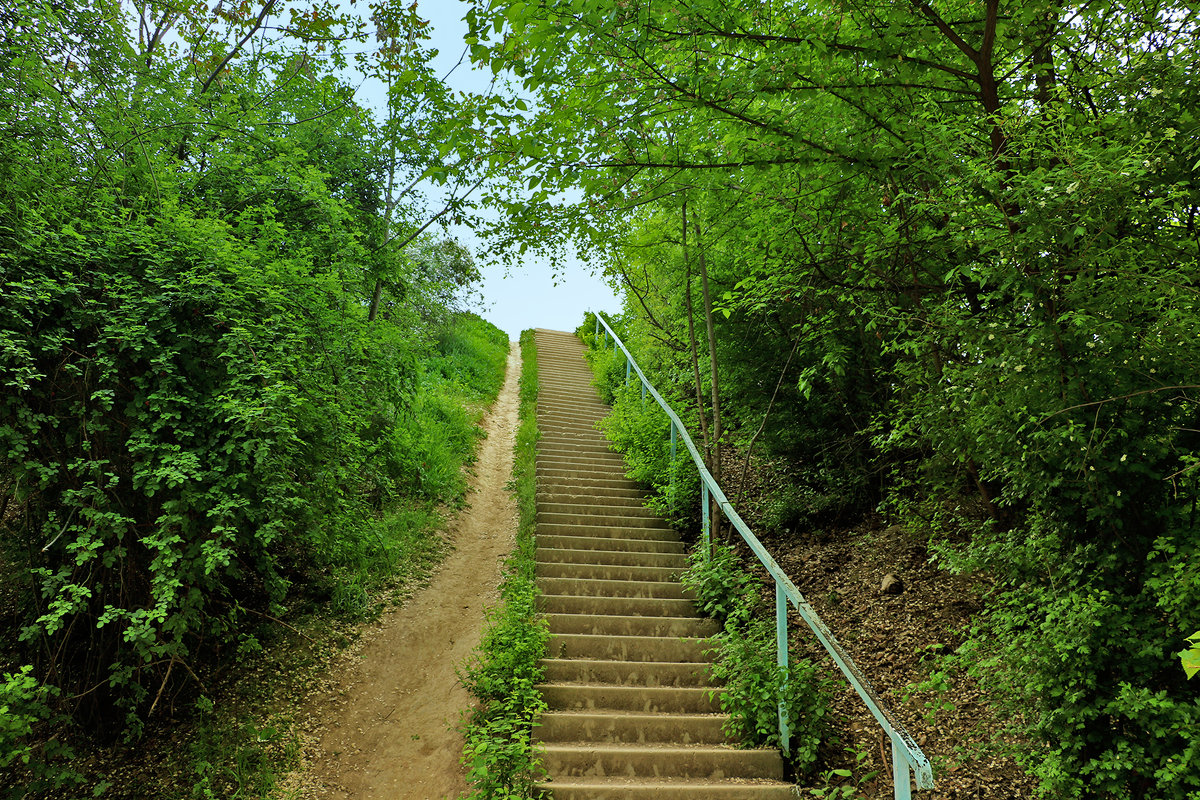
[
  {"left": 0, "top": 667, "right": 81, "bottom": 796},
  {"left": 710, "top": 617, "right": 831, "bottom": 773},
  {"left": 588, "top": 345, "right": 701, "bottom": 525},
  {"left": 945, "top": 513, "right": 1200, "bottom": 800},
  {"left": 459, "top": 329, "right": 548, "bottom": 799},
  {"left": 683, "top": 543, "right": 831, "bottom": 774},
  {"left": 681, "top": 543, "right": 758, "bottom": 627}
]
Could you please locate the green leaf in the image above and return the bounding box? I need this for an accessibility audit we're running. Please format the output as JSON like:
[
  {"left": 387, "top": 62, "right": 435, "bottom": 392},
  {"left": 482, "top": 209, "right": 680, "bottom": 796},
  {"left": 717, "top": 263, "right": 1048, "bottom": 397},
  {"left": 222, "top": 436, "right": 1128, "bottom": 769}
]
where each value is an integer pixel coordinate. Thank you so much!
[{"left": 1180, "top": 637, "right": 1200, "bottom": 679}]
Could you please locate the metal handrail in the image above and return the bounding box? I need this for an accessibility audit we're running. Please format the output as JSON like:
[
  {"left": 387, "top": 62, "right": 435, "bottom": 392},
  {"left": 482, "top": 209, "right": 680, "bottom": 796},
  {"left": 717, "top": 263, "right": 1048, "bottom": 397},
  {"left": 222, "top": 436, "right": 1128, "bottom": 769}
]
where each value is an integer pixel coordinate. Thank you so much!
[{"left": 591, "top": 313, "right": 933, "bottom": 799}]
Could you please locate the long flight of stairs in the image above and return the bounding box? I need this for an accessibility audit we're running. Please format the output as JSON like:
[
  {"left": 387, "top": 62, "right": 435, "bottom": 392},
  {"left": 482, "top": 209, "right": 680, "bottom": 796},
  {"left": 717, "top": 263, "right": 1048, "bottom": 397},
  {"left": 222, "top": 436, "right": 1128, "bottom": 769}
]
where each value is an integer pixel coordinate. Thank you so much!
[{"left": 532, "top": 329, "right": 796, "bottom": 799}]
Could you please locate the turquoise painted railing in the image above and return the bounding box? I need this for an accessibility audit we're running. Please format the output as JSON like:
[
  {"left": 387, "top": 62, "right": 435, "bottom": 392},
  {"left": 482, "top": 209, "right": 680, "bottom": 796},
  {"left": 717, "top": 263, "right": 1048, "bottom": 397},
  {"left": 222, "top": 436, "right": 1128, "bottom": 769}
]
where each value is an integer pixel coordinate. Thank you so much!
[{"left": 591, "top": 313, "right": 934, "bottom": 800}]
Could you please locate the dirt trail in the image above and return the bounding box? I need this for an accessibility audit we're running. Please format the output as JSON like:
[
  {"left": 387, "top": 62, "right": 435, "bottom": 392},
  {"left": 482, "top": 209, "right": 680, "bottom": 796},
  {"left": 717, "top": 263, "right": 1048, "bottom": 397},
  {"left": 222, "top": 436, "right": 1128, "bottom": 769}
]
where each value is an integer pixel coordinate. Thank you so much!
[{"left": 296, "top": 343, "right": 521, "bottom": 800}]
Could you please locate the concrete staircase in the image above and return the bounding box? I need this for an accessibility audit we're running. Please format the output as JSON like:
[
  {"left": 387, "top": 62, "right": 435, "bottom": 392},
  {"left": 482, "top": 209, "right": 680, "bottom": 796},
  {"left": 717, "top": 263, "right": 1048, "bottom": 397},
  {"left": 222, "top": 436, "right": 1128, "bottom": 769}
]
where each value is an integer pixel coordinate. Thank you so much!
[{"left": 532, "top": 329, "right": 795, "bottom": 799}]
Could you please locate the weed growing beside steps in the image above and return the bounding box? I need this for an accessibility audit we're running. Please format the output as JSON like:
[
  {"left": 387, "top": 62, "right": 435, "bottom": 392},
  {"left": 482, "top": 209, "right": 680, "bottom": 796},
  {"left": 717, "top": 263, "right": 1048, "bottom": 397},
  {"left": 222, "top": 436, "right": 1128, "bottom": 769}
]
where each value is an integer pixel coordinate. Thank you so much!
[
  {"left": 460, "top": 330, "right": 548, "bottom": 799},
  {"left": 683, "top": 543, "right": 834, "bottom": 776},
  {"left": 578, "top": 316, "right": 701, "bottom": 527},
  {"left": 580, "top": 319, "right": 836, "bottom": 779}
]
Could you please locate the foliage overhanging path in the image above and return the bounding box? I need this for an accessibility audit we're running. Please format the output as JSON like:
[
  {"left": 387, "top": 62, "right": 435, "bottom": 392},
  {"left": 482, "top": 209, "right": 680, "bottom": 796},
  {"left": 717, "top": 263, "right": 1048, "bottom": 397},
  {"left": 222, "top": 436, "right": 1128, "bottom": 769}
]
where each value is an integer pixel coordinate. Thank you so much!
[{"left": 530, "top": 329, "right": 793, "bottom": 799}]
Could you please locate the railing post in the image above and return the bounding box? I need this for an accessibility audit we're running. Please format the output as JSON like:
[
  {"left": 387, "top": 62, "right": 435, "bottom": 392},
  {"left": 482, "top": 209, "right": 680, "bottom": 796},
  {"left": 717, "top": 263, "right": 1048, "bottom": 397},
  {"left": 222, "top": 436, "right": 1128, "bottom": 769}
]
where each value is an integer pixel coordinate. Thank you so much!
[
  {"left": 776, "top": 581, "right": 790, "bottom": 757},
  {"left": 668, "top": 421, "right": 677, "bottom": 513},
  {"left": 594, "top": 315, "right": 600, "bottom": 337},
  {"left": 640, "top": 380, "right": 647, "bottom": 402},
  {"left": 891, "top": 731, "right": 913, "bottom": 800},
  {"left": 626, "top": 357, "right": 632, "bottom": 384},
  {"left": 701, "top": 483, "right": 710, "bottom": 559}
]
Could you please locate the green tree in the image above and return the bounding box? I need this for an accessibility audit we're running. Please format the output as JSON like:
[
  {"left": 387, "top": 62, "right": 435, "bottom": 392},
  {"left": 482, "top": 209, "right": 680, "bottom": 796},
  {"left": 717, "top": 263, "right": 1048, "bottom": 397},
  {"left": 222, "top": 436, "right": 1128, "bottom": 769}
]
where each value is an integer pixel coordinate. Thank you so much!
[
  {"left": 0, "top": 0, "right": 505, "bottom": 755},
  {"left": 467, "top": 0, "right": 1200, "bottom": 795}
]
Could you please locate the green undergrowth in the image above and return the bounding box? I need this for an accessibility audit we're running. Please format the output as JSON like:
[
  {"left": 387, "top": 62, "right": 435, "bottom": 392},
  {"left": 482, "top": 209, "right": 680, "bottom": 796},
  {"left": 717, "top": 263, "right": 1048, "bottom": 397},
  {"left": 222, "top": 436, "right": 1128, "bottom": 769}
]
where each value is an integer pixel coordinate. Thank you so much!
[
  {"left": 1, "top": 312, "right": 510, "bottom": 799},
  {"left": 578, "top": 318, "right": 700, "bottom": 527},
  {"left": 683, "top": 543, "right": 833, "bottom": 777},
  {"left": 460, "top": 329, "right": 549, "bottom": 799}
]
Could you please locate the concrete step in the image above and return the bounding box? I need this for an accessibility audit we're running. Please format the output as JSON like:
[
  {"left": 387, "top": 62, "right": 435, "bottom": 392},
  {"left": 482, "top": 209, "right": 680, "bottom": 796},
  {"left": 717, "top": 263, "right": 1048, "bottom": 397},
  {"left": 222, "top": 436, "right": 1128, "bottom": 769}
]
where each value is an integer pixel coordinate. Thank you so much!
[
  {"left": 541, "top": 659, "right": 716, "bottom": 688},
  {"left": 538, "top": 594, "right": 699, "bottom": 617},
  {"left": 537, "top": 459, "right": 629, "bottom": 476},
  {"left": 537, "top": 447, "right": 621, "bottom": 459},
  {"left": 537, "top": 576, "right": 690, "bottom": 599},
  {"left": 537, "top": 549, "right": 689, "bottom": 569},
  {"left": 540, "top": 430, "right": 612, "bottom": 442},
  {"left": 544, "top": 613, "right": 717, "bottom": 638},
  {"left": 538, "top": 684, "right": 722, "bottom": 714},
  {"left": 537, "top": 466, "right": 637, "bottom": 483},
  {"left": 539, "top": 409, "right": 610, "bottom": 424},
  {"left": 538, "top": 474, "right": 641, "bottom": 491},
  {"left": 539, "top": 743, "right": 782, "bottom": 780},
  {"left": 539, "top": 416, "right": 609, "bottom": 429},
  {"left": 535, "top": 711, "right": 729, "bottom": 745},
  {"left": 539, "top": 502, "right": 663, "bottom": 521},
  {"left": 536, "top": 523, "right": 678, "bottom": 542},
  {"left": 539, "top": 444, "right": 623, "bottom": 459},
  {"left": 539, "top": 440, "right": 615, "bottom": 452},
  {"left": 539, "top": 401, "right": 610, "bottom": 415},
  {"left": 539, "top": 514, "right": 671, "bottom": 533},
  {"left": 535, "top": 455, "right": 628, "bottom": 474},
  {"left": 538, "top": 487, "right": 648, "bottom": 502},
  {"left": 537, "top": 524, "right": 678, "bottom": 543},
  {"left": 535, "top": 562, "right": 683, "bottom": 582},
  {"left": 535, "top": 777, "right": 798, "bottom": 799},
  {"left": 538, "top": 385, "right": 609, "bottom": 399},
  {"left": 538, "top": 534, "right": 683, "bottom": 555},
  {"left": 546, "top": 633, "right": 712, "bottom": 662},
  {"left": 538, "top": 428, "right": 610, "bottom": 443}
]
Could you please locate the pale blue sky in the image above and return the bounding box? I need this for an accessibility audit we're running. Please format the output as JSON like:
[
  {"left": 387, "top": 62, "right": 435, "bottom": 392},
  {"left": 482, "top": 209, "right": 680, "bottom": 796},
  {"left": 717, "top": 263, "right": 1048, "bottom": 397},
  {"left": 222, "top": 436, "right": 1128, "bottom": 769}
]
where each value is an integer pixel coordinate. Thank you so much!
[{"left": 352, "top": 0, "right": 623, "bottom": 339}]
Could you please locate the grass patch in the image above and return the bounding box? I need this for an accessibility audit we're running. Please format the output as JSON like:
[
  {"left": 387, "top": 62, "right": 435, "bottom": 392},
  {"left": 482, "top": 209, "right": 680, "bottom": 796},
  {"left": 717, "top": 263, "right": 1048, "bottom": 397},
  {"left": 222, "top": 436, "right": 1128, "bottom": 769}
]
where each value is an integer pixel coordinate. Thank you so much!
[{"left": 459, "top": 329, "right": 549, "bottom": 799}]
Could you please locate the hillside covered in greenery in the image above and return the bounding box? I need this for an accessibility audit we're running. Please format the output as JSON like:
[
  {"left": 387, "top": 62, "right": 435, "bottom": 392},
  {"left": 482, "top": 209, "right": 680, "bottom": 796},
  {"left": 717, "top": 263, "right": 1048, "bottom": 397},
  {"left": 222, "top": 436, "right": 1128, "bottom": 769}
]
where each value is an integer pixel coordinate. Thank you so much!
[
  {"left": 461, "top": 1, "right": 1199, "bottom": 798},
  {"left": 0, "top": 0, "right": 514, "bottom": 793}
]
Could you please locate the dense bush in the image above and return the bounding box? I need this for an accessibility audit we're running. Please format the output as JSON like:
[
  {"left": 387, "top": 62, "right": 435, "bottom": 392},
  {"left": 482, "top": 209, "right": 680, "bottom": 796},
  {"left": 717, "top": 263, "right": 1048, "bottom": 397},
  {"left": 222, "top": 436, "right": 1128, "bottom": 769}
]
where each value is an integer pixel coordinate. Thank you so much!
[
  {"left": 683, "top": 544, "right": 831, "bottom": 774},
  {"left": 0, "top": 216, "right": 505, "bottom": 740},
  {"left": 0, "top": 0, "right": 512, "bottom": 765},
  {"left": 710, "top": 617, "right": 831, "bottom": 774}
]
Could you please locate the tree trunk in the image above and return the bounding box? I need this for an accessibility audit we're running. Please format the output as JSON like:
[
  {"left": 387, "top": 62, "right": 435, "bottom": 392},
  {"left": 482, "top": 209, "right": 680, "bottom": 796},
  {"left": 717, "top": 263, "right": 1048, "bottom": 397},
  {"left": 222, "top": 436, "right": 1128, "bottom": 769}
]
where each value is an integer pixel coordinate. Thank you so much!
[
  {"left": 681, "top": 203, "right": 711, "bottom": 456},
  {"left": 693, "top": 219, "right": 725, "bottom": 542}
]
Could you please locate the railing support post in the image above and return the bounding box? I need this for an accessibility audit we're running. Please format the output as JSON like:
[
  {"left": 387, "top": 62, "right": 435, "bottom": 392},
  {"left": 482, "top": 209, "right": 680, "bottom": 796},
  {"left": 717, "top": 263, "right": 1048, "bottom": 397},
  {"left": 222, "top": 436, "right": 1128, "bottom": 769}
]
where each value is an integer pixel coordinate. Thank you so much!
[
  {"left": 891, "top": 731, "right": 913, "bottom": 800},
  {"left": 626, "top": 357, "right": 632, "bottom": 384},
  {"left": 776, "top": 582, "right": 790, "bottom": 757},
  {"left": 701, "top": 483, "right": 710, "bottom": 559},
  {"left": 668, "top": 421, "right": 677, "bottom": 512}
]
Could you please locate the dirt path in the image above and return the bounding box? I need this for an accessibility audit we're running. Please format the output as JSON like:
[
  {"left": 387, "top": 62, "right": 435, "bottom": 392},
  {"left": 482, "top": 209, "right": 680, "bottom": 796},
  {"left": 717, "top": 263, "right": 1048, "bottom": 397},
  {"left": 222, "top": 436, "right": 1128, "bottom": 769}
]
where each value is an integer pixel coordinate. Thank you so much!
[{"left": 294, "top": 343, "right": 522, "bottom": 800}]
